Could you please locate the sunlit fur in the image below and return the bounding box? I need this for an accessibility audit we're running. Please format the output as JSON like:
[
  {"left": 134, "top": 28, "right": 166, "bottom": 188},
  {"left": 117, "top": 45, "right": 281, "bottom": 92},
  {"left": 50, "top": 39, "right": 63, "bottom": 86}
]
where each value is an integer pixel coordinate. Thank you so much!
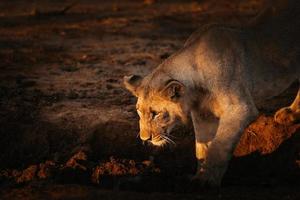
[
  {"left": 124, "top": 6, "right": 300, "bottom": 185},
  {"left": 135, "top": 85, "right": 186, "bottom": 147}
]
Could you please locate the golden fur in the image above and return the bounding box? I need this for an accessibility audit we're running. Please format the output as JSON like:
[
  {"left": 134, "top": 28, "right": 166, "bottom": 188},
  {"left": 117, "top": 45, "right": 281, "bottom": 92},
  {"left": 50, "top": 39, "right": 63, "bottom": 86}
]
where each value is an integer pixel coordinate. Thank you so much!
[{"left": 124, "top": 0, "right": 300, "bottom": 186}]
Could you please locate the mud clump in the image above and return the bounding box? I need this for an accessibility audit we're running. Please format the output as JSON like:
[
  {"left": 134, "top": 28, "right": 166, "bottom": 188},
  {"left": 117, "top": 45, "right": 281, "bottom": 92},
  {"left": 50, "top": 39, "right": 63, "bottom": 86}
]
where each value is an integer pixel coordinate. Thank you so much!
[
  {"left": 65, "top": 151, "right": 88, "bottom": 170},
  {"left": 91, "top": 157, "right": 160, "bottom": 184},
  {"left": 0, "top": 151, "right": 160, "bottom": 187},
  {"left": 235, "top": 115, "right": 300, "bottom": 156},
  {"left": 37, "top": 161, "right": 56, "bottom": 179},
  {"left": 16, "top": 165, "right": 38, "bottom": 183},
  {"left": 0, "top": 161, "right": 56, "bottom": 184}
]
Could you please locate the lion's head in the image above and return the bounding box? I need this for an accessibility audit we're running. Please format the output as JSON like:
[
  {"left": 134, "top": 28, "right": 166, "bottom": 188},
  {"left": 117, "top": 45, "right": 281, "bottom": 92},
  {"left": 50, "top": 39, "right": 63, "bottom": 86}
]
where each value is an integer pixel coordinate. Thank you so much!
[{"left": 124, "top": 72, "right": 191, "bottom": 147}]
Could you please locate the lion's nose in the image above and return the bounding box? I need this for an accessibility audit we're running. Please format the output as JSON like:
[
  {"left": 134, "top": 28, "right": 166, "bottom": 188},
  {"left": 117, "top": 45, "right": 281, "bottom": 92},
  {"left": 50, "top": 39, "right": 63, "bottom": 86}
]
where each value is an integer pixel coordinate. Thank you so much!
[{"left": 139, "top": 132, "right": 151, "bottom": 141}]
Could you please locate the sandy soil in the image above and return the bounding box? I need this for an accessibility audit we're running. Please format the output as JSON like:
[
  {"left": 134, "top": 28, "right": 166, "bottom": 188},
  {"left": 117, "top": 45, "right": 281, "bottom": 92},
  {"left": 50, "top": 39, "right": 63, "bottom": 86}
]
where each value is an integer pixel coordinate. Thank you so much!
[{"left": 0, "top": 0, "right": 299, "bottom": 199}]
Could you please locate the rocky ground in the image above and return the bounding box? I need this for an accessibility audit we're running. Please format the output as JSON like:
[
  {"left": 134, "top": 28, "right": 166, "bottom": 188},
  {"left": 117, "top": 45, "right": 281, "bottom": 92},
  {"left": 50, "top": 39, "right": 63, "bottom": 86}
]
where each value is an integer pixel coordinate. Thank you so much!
[{"left": 0, "top": 0, "right": 299, "bottom": 199}]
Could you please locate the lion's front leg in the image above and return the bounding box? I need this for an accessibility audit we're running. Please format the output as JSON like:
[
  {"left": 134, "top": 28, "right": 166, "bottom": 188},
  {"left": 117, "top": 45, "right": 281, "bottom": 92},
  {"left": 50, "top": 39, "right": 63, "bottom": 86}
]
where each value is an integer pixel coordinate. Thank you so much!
[
  {"left": 274, "top": 87, "right": 300, "bottom": 125},
  {"left": 191, "top": 110, "right": 218, "bottom": 175},
  {"left": 195, "top": 142, "right": 210, "bottom": 172},
  {"left": 193, "top": 102, "right": 258, "bottom": 187}
]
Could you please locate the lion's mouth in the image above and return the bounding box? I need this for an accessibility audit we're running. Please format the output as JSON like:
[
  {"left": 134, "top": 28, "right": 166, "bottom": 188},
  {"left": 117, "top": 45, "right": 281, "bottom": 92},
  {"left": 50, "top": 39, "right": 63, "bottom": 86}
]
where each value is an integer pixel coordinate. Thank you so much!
[
  {"left": 150, "top": 134, "right": 176, "bottom": 147},
  {"left": 150, "top": 138, "right": 167, "bottom": 146}
]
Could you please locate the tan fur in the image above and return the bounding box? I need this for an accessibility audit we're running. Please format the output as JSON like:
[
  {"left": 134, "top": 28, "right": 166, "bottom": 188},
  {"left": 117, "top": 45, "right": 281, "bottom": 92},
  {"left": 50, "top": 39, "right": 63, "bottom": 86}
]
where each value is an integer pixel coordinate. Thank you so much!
[{"left": 124, "top": 0, "right": 300, "bottom": 186}]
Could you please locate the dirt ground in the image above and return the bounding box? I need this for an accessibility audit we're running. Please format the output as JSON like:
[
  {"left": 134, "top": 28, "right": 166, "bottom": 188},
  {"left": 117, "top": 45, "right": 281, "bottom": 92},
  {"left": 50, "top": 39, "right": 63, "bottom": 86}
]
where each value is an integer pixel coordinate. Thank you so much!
[{"left": 0, "top": 0, "right": 299, "bottom": 199}]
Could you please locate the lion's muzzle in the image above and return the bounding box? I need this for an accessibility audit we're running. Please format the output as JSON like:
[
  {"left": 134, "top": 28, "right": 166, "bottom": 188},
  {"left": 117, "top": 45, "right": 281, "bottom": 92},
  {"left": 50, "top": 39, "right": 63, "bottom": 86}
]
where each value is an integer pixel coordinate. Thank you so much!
[{"left": 139, "top": 130, "right": 151, "bottom": 141}]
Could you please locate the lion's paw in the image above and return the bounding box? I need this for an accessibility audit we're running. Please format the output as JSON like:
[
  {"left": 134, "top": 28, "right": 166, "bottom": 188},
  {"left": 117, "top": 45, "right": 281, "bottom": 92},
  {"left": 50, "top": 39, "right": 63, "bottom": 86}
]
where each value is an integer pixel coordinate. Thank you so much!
[
  {"left": 191, "top": 170, "right": 222, "bottom": 188},
  {"left": 274, "top": 107, "right": 300, "bottom": 126}
]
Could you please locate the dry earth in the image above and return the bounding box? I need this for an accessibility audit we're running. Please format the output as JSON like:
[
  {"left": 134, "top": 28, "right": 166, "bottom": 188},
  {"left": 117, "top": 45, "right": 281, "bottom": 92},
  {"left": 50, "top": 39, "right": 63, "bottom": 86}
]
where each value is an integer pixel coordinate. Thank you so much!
[{"left": 0, "top": 0, "right": 299, "bottom": 199}]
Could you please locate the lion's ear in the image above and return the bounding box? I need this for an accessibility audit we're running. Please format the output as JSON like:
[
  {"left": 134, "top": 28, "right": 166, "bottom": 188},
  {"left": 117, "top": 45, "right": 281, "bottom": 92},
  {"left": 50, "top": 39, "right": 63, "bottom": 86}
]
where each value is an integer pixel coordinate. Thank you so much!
[
  {"left": 162, "top": 80, "right": 184, "bottom": 101},
  {"left": 123, "top": 75, "right": 143, "bottom": 96}
]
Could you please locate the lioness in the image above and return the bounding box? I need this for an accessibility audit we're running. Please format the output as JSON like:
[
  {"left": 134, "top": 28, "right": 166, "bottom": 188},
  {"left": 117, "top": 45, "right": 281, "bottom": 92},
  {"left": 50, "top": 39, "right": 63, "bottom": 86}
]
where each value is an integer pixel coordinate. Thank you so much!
[{"left": 124, "top": 0, "right": 300, "bottom": 186}]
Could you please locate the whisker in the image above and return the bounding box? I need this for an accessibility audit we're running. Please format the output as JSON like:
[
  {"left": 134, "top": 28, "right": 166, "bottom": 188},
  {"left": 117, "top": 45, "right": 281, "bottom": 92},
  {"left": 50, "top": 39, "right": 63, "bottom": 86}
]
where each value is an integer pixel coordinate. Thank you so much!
[
  {"left": 168, "top": 134, "right": 178, "bottom": 139},
  {"left": 161, "top": 135, "right": 168, "bottom": 142},
  {"left": 163, "top": 135, "right": 170, "bottom": 140},
  {"left": 161, "top": 135, "right": 176, "bottom": 146},
  {"left": 166, "top": 136, "right": 176, "bottom": 145},
  {"left": 162, "top": 138, "right": 169, "bottom": 147},
  {"left": 167, "top": 139, "right": 176, "bottom": 145}
]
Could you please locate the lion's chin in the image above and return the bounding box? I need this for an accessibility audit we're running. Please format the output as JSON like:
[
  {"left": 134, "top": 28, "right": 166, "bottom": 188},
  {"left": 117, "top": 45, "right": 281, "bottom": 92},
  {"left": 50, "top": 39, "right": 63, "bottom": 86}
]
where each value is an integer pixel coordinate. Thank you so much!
[{"left": 150, "top": 139, "right": 167, "bottom": 147}]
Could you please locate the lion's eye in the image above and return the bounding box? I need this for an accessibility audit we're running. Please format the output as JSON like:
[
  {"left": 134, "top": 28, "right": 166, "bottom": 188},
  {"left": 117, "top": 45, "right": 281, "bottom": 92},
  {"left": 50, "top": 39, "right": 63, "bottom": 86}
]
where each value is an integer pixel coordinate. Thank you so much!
[
  {"left": 151, "top": 111, "right": 159, "bottom": 119},
  {"left": 162, "top": 112, "right": 170, "bottom": 121}
]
